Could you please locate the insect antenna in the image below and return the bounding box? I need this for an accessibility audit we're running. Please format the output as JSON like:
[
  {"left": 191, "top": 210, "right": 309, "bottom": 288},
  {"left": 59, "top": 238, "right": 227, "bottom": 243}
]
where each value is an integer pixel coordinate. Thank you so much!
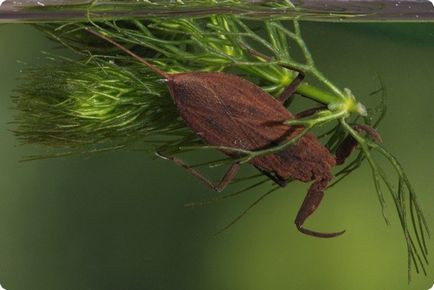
[
  {"left": 215, "top": 185, "right": 280, "bottom": 235},
  {"left": 86, "top": 28, "right": 171, "bottom": 80}
]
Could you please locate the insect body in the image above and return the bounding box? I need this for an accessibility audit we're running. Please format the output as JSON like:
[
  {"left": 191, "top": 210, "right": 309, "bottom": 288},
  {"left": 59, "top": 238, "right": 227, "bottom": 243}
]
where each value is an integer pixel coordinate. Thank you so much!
[
  {"left": 88, "top": 29, "right": 369, "bottom": 238},
  {"left": 170, "top": 72, "right": 342, "bottom": 238}
]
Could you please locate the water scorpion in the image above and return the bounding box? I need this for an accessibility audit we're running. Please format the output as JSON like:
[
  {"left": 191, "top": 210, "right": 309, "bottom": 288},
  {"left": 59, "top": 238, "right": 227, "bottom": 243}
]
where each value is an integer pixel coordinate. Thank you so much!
[{"left": 87, "top": 28, "right": 379, "bottom": 238}]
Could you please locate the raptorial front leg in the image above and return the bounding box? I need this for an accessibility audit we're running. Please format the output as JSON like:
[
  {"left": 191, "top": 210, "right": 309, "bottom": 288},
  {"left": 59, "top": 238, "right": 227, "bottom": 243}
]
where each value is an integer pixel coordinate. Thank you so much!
[
  {"left": 295, "top": 178, "right": 345, "bottom": 238},
  {"left": 156, "top": 152, "right": 240, "bottom": 192}
]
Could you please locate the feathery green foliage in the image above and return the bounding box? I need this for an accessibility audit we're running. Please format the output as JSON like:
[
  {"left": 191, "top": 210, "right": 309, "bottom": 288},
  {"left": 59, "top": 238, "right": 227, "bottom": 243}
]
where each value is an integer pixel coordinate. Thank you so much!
[{"left": 11, "top": 13, "right": 429, "bottom": 278}]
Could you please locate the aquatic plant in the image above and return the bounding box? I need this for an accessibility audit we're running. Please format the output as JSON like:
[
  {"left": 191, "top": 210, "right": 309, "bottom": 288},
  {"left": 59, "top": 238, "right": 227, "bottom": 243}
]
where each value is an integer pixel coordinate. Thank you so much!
[{"left": 11, "top": 12, "right": 429, "bottom": 278}]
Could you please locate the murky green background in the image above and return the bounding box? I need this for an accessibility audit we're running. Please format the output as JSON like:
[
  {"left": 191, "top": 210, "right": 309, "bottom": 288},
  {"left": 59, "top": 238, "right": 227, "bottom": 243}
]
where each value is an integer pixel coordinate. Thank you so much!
[{"left": 0, "top": 23, "right": 433, "bottom": 290}]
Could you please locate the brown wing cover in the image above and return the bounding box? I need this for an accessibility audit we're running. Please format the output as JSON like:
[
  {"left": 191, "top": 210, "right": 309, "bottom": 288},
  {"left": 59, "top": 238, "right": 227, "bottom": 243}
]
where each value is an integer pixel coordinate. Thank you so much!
[{"left": 169, "top": 72, "right": 335, "bottom": 180}]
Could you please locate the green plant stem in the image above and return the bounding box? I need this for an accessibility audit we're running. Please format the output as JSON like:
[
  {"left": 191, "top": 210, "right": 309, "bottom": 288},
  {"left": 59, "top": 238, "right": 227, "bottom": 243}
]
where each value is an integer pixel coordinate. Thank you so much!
[{"left": 295, "top": 83, "right": 342, "bottom": 105}]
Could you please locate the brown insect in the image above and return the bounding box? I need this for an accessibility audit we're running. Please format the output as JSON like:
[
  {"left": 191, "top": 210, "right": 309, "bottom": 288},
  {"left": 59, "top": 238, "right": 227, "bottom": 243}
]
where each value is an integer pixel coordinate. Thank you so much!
[{"left": 87, "top": 29, "right": 379, "bottom": 238}]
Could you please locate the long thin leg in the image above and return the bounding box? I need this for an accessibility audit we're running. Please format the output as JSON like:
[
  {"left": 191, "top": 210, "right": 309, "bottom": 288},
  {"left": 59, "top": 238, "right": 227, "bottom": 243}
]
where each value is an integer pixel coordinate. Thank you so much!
[
  {"left": 275, "top": 64, "right": 305, "bottom": 105},
  {"left": 335, "top": 124, "right": 383, "bottom": 165},
  {"left": 295, "top": 178, "right": 345, "bottom": 238},
  {"left": 156, "top": 152, "right": 240, "bottom": 192},
  {"left": 255, "top": 166, "right": 289, "bottom": 187},
  {"left": 241, "top": 46, "right": 305, "bottom": 105}
]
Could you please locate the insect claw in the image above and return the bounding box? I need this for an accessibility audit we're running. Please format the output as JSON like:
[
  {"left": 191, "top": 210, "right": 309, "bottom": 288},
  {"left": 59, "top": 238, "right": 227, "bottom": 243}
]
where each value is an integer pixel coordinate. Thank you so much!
[
  {"left": 296, "top": 225, "right": 346, "bottom": 238},
  {"left": 295, "top": 179, "right": 346, "bottom": 238}
]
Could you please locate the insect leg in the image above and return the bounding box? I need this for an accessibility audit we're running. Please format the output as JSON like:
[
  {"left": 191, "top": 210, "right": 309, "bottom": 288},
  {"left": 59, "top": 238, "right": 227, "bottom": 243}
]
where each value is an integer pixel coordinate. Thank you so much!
[
  {"left": 255, "top": 167, "right": 289, "bottom": 187},
  {"left": 295, "top": 178, "right": 345, "bottom": 238},
  {"left": 275, "top": 64, "right": 305, "bottom": 105},
  {"left": 155, "top": 152, "right": 240, "bottom": 192},
  {"left": 240, "top": 46, "right": 305, "bottom": 105},
  {"left": 335, "top": 124, "right": 383, "bottom": 165}
]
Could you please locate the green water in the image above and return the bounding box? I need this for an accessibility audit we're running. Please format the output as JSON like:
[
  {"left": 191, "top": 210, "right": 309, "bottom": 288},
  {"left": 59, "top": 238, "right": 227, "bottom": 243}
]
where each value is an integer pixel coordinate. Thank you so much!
[{"left": 0, "top": 23, "right": 433, "bottom": 290}]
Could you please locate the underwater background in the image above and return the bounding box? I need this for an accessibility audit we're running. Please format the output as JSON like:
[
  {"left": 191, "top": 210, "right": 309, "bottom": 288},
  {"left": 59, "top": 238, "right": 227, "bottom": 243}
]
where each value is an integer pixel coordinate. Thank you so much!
[{"left": 0, "top": 22, "right": 433, "bottom": 290}]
